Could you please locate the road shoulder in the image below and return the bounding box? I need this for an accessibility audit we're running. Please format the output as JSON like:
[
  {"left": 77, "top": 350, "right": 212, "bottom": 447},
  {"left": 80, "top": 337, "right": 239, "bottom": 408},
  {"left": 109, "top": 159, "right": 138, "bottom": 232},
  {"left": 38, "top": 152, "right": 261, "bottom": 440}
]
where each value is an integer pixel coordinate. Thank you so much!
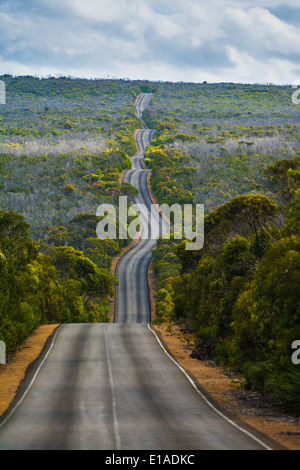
[
  {"left": 1, "top": 321, "right": 300, "bottom": 450},
  {"left": 0, "top": 324, "right": 59, "bottom": 418},
  {"left": 152, "top": 322, "right": 300, "bottom": 451}
]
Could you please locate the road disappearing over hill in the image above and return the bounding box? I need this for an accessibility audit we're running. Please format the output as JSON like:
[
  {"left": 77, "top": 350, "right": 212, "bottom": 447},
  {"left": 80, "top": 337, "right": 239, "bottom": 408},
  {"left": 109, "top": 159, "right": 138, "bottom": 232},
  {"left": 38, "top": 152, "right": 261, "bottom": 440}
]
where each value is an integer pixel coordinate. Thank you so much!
[
  {"left": 0, "top": 94, "right": 278, "bottom": 450},
  {"left": 114, "top": 124, "right": 167, "bottom": 323}
]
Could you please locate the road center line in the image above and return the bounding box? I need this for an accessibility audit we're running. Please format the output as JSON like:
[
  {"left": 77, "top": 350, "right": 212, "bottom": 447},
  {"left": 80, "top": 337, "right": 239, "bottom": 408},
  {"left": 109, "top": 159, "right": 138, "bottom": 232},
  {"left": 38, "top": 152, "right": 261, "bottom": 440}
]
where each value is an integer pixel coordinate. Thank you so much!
[{"left": 104, "top": 326, "right": 121, "bottom": 450}]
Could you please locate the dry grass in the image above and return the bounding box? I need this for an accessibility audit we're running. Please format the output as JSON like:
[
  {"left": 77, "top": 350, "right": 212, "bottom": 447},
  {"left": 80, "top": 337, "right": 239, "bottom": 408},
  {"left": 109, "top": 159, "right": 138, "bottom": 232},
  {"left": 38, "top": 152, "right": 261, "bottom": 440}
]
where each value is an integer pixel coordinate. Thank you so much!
[
  {"left": 0, "top": 324, "right": 59, "bottom": 417},
  {"left": 0, "top": 133, "right": 107, "bottom": 157}
]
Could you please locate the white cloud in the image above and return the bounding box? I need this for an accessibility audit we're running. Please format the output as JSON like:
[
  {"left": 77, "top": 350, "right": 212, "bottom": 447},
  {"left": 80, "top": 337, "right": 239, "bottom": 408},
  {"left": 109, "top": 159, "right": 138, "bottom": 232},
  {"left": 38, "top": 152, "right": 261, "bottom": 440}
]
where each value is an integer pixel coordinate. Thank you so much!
[
  {"left": 0, "top": 0, "right": 300, "bottom": 83},
  {"left": 225, "top": 46, "right": 299, "bottom": 84},
  {"left": 225, "top": 7, "right": 300, "bottom": 55},
  {"left": 64, "top": 0, "right": 127, "bottom": 23}
]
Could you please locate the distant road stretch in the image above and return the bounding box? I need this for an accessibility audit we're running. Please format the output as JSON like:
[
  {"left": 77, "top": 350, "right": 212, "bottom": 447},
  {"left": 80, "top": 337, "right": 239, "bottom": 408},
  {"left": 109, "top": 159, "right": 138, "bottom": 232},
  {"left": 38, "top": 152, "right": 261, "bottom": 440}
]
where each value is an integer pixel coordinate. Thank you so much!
[
  {"left": 114, "top": 122, "right": 168, "bottom": 323},
  {"left": 0, "top": 94, "right": 277, "bottom": 450},
  {"left": 135, "top": 93, "right": 153, "bottom": 119}
]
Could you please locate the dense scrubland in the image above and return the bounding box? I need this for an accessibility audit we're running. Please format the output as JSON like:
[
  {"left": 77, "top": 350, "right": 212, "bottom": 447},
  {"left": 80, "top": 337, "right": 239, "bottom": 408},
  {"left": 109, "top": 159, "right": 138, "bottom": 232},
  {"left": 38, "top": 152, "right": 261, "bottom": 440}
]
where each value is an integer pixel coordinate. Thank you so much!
[
  {"left": 1, "top": 76, "right": 300, "bottom": 414},
  {"left": 0, "top": 75, "right": 153, "bottom": 353},
  {"left": 143, "top": 82, "right": 300, "bottom": 414}
]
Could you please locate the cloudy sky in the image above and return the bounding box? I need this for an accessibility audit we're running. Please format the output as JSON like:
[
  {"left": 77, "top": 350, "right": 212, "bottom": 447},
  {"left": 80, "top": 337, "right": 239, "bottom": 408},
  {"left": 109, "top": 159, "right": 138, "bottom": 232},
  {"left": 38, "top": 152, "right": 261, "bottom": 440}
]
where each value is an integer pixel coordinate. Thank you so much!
[{"left": 1, "top": 0, "right": 300, "bottom": 84}]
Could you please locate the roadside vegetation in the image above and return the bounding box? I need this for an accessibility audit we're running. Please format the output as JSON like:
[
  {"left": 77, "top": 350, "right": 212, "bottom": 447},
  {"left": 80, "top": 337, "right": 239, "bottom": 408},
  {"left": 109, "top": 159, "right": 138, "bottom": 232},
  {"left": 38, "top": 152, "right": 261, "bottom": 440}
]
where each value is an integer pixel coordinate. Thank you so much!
[
  {"left": 0, "top": 75, "right": 150, "bottom": 354},
  {"left": 1, "top": 76, "right": 300, "bottom": 416},
  {"left": 145, "top": 83, "right": 300, "bottom": 415}
]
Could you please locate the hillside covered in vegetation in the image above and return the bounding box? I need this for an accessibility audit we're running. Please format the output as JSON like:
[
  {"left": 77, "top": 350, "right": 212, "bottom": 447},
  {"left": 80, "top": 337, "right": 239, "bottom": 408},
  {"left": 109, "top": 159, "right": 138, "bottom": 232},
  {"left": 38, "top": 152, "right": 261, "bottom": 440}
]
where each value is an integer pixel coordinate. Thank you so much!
[
  {"left": 143, "top": 81, "right": 300, "bottom": 415},
  {"left": 1, "top": 76, "right": 300, "bottom": 415},
  {"left": 0, "top": 75, "right": 154, "bottom": 353}
]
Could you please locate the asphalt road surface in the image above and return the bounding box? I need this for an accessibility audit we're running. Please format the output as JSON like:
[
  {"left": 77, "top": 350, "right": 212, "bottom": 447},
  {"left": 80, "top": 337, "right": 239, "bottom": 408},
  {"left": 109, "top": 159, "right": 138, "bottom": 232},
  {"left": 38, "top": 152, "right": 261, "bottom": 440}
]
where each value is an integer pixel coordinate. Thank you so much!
[
  {"left": 135, "top": 93, "right": 153, "bottom": 119},
  {"left": 114, "top": 124, "right": 168, "bottom": 323},
  {"left": 0, "top": 324, "right": 275, "bottom": 450},
  {"left": 0, "top": 94, "right": 279, "bottom": 450}
]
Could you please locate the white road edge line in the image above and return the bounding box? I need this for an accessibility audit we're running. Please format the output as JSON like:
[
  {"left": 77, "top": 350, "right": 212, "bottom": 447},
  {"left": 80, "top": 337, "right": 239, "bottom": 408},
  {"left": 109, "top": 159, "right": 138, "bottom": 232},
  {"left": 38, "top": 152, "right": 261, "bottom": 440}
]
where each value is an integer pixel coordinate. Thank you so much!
[
  {"left": 147, "top": 323, "right": 273, "bottom": 451},
  {"left": 0, "top": 318, "right": 273, "bottom": 450},
  {"left": 0, "top": 324, "right": 64, "bottom": 428},
  {"left": 104, "top": 325, "right": 122, "bottom": 450}
]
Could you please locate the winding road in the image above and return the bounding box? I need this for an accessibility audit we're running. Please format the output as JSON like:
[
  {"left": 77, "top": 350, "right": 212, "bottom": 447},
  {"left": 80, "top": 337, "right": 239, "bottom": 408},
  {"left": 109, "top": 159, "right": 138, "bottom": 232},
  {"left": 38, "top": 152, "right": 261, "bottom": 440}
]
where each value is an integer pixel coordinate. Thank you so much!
[
  {"left": 0, "top": 94, "right": 279, "bottom": 450},
  {"left": 115, "top": 124, "right": 167, "bottom": 323}
]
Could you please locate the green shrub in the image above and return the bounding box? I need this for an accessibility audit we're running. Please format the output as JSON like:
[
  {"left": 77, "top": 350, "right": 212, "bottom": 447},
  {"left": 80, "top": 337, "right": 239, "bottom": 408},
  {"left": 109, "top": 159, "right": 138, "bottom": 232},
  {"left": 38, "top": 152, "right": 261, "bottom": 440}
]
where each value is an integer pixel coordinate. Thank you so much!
[{"left": 242, "top": 361, "right": 268, "bottom": 393}]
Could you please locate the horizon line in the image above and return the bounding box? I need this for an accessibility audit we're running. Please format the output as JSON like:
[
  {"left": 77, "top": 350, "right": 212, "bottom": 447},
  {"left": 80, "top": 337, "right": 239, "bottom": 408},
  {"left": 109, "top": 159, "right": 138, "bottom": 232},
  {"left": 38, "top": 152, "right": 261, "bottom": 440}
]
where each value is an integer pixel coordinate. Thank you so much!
[{"left": 0, "top": 73, "right": 295, "bottom": 88}]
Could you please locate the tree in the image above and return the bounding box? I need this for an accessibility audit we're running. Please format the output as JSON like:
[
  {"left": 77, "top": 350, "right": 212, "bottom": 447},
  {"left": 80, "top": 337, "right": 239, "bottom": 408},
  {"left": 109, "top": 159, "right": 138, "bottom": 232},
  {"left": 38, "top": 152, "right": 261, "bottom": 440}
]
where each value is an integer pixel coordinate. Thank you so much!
[
  {"left": 230, "top": 234, "right": 300, "bottom": 400},
  {"left": 69, "top": 213, "right": 100, "bottom": 250},
  {"left": 285, "top": 188, "right": 300, "bottom": 236},
  {"left": 204, "top": 194, "right": 278, "bottom": 254},
  {"left": 51, "top": 246, "right": 118, "bottom": 304},
  {"left": 0, "top": 210, "right": 38, "bottom": 265},
  {"left": 0, "top": 211, "right": 41, "bottom": 352},
  {"left": 220, "top": 235, "right": 256, "bottom": 280}
]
